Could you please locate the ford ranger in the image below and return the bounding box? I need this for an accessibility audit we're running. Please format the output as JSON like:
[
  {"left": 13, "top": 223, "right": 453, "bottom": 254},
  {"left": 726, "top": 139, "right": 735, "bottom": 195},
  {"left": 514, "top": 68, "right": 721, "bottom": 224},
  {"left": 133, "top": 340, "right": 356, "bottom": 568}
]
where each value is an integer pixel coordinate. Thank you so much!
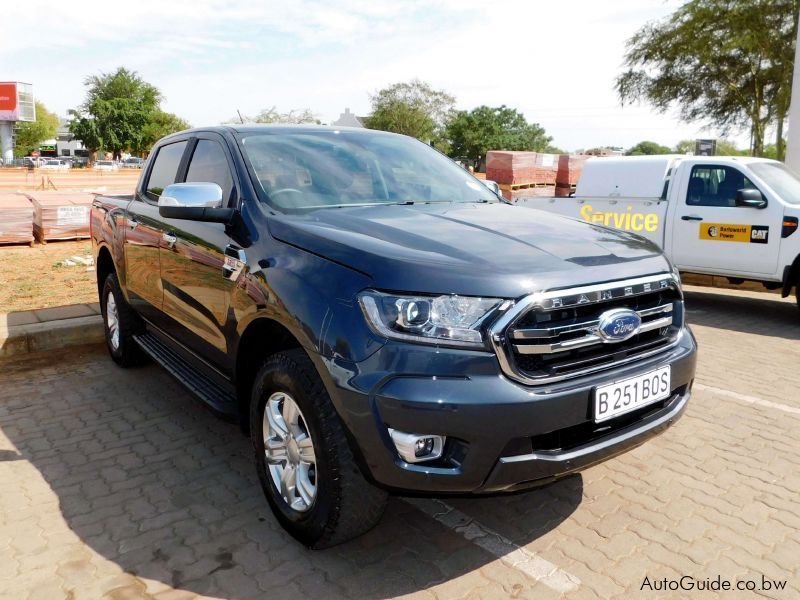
[{"left": 91, "top": 125, "right": 697, "bottom": 548}]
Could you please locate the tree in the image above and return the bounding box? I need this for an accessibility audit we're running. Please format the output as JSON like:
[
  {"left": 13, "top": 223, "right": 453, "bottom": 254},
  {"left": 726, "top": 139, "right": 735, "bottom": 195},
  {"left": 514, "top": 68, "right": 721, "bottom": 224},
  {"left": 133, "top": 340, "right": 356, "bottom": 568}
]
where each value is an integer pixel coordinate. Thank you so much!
[
  {"left": 69, "top": 67, "right": 163, "bottom": 160},
  {"left": 626, "top": 141, "right": 672, "bottom": 156},
  {"left": 133, "top": 111, "right": 191, "bottom": 157},
  {"left": 13, "top": 101, "right": 60, "bottom": 157},
  {"left": 364, "top": 80, "right": 455, "bottom": 145},
  {"left": 445, "top": 105, "right": 552, "bottom": 165},
  {"left": 229, "top": 107, "right": 319, "bottom": 124},
  {"left": 616, "top": 0, "right": 798, "bottom": 158}
]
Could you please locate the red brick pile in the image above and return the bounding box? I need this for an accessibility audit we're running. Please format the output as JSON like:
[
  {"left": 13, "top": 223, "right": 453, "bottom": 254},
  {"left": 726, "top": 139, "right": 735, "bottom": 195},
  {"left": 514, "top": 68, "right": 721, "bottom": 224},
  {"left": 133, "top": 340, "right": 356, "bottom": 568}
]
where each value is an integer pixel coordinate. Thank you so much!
[
  {"left": 485, "top": 151, "right": 591, "bottom": 201},
  {"left": 25, "top": 192, "right": 94, "bottom": 242},
  {"left": 556, "top": 155, "right": 590, "bottom": 197},
  {"left": 486, "top": 151, "right": 559, "bottom": 185},
  {"left": 0, "top": 194, "right": 34, "bottom": 245}
]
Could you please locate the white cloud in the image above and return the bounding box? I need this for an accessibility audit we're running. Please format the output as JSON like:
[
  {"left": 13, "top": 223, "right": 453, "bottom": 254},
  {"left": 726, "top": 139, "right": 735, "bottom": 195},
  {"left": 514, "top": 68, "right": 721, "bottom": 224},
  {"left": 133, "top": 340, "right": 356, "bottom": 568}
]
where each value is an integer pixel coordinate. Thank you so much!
[{"left": 0, "top": 0, "right": 751, "bottom": 150}]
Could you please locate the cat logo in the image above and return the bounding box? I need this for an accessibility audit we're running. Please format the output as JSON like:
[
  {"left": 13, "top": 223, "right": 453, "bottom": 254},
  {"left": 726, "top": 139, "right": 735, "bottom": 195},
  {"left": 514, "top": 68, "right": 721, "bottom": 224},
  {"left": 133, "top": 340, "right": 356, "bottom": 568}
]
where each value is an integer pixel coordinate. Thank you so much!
[{"left": 751, "top": 226, "right": 769, "bottom": 243}]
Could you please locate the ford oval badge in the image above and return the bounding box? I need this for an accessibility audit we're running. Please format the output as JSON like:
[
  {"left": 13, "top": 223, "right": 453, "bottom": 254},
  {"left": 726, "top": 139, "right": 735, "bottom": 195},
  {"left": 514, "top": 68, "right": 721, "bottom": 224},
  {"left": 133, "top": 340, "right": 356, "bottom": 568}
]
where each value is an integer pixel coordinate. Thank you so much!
[{"left": 597, "top": 308, "right": 642, "bottom": 343}]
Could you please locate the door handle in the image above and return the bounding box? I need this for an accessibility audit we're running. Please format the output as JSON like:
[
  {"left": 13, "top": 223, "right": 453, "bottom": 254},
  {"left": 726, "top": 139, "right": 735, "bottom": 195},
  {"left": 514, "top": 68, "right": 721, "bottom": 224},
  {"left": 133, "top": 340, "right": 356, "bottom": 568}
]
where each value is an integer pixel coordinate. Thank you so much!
[
  {"left": 129, "top": 219, "right": 139, "bottom": 230},
  {"left": 681, "top": 215, "right": 703, "bottom": 221},
  {"left": 162, "top": 232, "right": 177, "bottom": 248}
]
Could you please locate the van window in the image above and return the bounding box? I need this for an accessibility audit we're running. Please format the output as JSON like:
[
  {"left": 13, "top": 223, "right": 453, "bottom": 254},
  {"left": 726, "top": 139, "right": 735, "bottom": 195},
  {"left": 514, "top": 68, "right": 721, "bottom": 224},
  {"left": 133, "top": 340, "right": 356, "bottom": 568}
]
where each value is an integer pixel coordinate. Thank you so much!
[
  {"left": 144, "top": 141, "right": 188, "bottom": 201},
  {"left": 687, "top": 165, "right": 757, "bottom": 207}
]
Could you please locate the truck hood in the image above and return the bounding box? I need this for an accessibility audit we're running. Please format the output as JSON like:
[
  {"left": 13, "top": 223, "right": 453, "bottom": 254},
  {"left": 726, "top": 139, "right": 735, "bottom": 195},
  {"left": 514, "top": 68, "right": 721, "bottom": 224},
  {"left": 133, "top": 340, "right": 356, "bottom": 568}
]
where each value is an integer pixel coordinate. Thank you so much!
[{"left": 269, "top": 202, "right": 671, "bottom": 298}]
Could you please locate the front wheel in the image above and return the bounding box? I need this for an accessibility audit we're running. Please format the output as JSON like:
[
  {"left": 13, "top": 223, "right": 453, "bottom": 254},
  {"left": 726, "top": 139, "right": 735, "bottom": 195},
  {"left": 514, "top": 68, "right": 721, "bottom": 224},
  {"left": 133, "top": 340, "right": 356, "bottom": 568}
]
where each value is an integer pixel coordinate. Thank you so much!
[{"left": 250, "top": 349, "right": 387, "bottom": 548}]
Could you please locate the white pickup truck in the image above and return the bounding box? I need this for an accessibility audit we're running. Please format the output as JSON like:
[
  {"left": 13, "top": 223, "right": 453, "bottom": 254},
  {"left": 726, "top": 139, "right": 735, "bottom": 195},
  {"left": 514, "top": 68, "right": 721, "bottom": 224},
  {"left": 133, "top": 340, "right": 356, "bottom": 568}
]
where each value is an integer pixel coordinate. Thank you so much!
[{"left": 518, "top": 155, "right": 800, "bottom": 308}]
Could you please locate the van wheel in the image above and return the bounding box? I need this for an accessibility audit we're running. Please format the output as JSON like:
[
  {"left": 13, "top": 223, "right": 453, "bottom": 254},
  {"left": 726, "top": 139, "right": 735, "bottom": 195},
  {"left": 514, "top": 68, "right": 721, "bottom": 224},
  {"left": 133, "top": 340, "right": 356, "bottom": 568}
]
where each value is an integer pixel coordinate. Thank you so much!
[
  {"left": 101, "top": 273, "right": 146, "bottom": 366},
  {"left": 250, "top": 349, "right": 387, "bottom": 548}
]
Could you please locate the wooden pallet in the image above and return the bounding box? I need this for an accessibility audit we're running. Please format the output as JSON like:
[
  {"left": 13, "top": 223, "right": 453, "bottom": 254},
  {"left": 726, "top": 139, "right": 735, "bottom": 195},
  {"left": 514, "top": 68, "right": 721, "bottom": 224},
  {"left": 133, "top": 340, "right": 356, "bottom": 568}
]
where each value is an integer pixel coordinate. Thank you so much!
[{"left": 498, "top": 182, "right": 556, "bottom": 191}]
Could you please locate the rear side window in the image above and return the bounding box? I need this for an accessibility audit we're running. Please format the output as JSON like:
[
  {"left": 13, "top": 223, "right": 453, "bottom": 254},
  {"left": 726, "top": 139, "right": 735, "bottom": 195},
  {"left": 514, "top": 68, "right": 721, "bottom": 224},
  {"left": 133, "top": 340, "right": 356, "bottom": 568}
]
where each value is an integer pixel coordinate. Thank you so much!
[
  {"left": 145, "top": 141, "right": 188, "bottom": 200},
  {"left": 185, "top": 139, "right": 234, "bottom": 203},
  {"left": 687, "top": 165, "right": 757, "bottom": 207}
]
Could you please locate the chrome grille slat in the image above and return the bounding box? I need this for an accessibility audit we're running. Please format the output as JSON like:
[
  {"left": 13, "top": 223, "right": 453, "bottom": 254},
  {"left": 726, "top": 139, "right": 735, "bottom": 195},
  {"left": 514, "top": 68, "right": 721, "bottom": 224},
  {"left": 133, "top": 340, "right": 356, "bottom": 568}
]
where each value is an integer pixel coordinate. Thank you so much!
[
  {"left": 511, "top": 303, "right": 673, "bottom": 341},
  {"left": 487, "top": 273, "right": 683, "bottom": 386},
  {"left": 512, "top": 314, "right": 674, "bottom": 354}
]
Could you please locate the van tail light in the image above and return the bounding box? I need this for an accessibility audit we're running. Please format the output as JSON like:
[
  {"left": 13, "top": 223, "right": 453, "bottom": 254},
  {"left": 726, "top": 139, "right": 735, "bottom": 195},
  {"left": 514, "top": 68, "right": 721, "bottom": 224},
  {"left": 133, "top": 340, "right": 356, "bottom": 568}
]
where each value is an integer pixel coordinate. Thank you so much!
[{"left": 782, "top": 217, "right": 798, "bottom": 238}]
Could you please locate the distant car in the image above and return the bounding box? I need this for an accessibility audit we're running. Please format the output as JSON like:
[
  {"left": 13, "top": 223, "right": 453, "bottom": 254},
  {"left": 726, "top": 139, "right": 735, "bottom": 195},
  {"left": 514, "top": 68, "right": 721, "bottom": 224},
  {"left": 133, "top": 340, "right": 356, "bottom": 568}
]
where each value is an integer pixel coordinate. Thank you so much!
[
  {"left": 41, "top": 159, "right": 70, "bottom": 171},
  {"left": 93, "top": 160, "right": 119, "bottom": 171},
  {"left": 121, "top": 157, "right": 144, "bottom": 169}
]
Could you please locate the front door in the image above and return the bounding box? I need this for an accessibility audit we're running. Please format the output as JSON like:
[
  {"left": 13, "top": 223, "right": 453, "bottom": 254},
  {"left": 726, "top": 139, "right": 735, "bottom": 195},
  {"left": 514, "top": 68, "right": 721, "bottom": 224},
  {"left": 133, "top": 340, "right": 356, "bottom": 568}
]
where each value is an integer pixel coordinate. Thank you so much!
[
  {"left": 671, "top": 163, "right": 781, "bottom": 276},
  {"left": 158, "top": 134, "right": 242, "bottom": 373}
]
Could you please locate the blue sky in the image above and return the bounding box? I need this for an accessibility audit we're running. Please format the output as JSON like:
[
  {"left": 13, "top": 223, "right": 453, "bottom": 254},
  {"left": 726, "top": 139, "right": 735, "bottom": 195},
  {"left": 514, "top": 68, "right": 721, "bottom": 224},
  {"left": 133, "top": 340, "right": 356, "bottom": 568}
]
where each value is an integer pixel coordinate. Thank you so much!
[{"left": 1, "top": 0, "right": 751, "bottom": 151}]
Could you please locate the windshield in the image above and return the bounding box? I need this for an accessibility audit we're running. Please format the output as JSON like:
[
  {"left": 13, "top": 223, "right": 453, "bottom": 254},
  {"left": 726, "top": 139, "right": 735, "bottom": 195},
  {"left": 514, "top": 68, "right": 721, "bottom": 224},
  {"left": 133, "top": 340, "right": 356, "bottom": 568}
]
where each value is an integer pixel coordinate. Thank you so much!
[
  {"left": 749, "top": 162, "right": 800, "bottom": 204},
  {"left": 239, "top": 129, "right": 498, "bottom": 211}
]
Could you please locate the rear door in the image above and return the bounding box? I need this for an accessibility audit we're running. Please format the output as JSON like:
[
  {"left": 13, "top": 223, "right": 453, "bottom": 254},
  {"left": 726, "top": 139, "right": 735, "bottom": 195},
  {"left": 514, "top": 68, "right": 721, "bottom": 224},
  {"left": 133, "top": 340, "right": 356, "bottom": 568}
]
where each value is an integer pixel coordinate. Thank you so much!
[
  {"left": 671, "top": 163, "right": 781, "bottom": 275},
  {"left": 124, "top": 139, "right": 189, "bottom": 323},
  {"left": 158, "top": 133, "right": 241, "bottom": 372}
]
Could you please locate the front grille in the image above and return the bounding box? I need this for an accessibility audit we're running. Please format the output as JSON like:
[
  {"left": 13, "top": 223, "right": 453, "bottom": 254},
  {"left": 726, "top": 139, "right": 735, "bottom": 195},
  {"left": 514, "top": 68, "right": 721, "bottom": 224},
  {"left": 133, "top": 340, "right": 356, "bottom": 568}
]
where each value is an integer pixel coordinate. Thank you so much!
[{"left": 489, "top": 273, "right": 683, "bottom": 385}]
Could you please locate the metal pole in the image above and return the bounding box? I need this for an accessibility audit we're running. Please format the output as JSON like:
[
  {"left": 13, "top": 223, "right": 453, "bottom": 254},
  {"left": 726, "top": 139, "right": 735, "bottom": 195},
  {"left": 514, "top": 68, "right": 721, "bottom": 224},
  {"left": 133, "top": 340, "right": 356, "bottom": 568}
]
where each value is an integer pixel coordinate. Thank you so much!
[
  {"left": 785, "top": 10, "right": 800, "bottom": 172},
  {"left": 0, "top": 121, "right": 14, "bottom": 163}
]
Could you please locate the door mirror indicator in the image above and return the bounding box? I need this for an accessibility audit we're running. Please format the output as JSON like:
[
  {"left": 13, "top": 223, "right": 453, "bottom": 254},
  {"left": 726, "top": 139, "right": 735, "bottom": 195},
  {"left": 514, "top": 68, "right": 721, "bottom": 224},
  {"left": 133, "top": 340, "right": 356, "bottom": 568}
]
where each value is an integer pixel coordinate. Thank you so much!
[
  {"left": 734, "top": 188, "right": 767, "bottom": 209},
  {"left": 158, "top": 182, "right": 235, "bottom": 223}
]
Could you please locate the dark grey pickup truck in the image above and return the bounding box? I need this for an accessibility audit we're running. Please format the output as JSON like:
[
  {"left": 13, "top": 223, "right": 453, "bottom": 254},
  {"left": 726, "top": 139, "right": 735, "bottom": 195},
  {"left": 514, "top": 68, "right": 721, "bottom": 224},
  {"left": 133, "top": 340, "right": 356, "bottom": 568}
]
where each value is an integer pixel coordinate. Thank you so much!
[{"left": 91, "top": 125, "right": 697, "bottom": 547}]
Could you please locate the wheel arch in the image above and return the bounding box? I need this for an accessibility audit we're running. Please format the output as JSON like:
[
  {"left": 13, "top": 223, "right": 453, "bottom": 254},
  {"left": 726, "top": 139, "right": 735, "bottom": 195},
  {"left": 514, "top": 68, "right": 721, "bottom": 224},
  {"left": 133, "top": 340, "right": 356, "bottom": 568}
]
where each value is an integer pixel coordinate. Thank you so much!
[
  {"left": 235, "top": 317, "right": 304, "bottom": 433},
  {"left": 95, "top": 244, "right": 116, "bottom": 297},
  {"left": 781, "top": 254, "right": 800, "bottom": 297}
]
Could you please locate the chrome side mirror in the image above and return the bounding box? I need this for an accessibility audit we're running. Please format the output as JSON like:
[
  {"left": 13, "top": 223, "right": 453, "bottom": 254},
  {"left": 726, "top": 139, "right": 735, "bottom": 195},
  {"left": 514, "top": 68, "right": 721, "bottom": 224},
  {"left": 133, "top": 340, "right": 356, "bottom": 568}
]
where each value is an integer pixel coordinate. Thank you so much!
[
  {"left": 158, "top": 182, "right": 235, "bottom": 223},
  {"left": 159, "top": 182, "right": 223, "bottom": 209}
]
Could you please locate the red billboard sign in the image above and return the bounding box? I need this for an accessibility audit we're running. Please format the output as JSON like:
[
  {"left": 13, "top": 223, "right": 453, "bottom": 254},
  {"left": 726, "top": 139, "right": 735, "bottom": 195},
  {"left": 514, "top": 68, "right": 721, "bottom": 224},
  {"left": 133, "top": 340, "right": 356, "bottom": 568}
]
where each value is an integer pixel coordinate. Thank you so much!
[
  {"left": 0, "top": 82, "right": 17, "bottom": 120},
  {"left": 0, "top": 82, "right": 34, "bottom": 122}
]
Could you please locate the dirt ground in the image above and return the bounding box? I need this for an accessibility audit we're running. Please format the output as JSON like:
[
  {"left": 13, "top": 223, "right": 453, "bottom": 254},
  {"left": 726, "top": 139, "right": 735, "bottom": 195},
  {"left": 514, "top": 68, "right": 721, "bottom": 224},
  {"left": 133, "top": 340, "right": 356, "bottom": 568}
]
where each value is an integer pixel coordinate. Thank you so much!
[{"left": 0, "top": 240, "right": 96, "bottom": 313}]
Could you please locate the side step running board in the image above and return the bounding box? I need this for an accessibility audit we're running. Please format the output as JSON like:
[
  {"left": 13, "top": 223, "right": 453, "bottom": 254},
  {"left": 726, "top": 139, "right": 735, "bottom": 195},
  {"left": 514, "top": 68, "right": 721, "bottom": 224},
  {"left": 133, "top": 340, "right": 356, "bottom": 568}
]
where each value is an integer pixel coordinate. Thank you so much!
[{"left": 134, "top": 333, "right": 238, "bottom": 417}]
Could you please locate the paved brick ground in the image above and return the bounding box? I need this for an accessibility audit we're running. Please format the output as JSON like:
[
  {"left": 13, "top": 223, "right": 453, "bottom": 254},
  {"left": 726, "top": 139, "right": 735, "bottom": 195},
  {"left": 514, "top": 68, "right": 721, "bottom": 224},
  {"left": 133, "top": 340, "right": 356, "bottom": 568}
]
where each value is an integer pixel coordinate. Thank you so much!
[{"left": 1, "top": 286, "right": 798, "bottom": 599}]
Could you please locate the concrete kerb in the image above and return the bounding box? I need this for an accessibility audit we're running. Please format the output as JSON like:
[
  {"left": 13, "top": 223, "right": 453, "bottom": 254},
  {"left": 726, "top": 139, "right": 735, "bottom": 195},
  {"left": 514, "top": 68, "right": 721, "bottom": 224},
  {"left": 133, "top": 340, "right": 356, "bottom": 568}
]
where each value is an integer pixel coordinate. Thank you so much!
[{"left": 0, "top": 303, "right": 104, "bottom": 359}]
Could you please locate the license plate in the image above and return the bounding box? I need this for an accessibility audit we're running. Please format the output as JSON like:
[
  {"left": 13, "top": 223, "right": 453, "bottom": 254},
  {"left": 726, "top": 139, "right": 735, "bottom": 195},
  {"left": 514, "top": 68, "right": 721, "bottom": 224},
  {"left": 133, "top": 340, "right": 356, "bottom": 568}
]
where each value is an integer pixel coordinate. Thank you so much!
[{"left": 594, "top": 366, "right": 671, "bottom": 422}]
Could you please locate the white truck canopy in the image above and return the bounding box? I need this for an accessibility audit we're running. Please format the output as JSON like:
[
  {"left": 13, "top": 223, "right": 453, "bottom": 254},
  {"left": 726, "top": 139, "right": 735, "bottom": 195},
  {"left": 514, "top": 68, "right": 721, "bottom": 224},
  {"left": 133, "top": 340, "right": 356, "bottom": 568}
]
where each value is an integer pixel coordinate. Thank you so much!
[{"left": 575, "top": 155, "right": 684, "bottom": 199}]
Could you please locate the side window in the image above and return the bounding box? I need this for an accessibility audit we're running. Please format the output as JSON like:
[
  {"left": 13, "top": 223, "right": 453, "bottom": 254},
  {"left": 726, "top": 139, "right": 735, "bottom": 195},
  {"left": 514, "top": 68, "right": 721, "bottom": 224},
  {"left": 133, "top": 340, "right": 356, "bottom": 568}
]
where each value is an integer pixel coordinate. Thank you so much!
[
  {"left": 185, "top": 140, "right": 234, "bottom": 203},
  {"left": 144, "top": 141, "right": 188, "bottom": 201},
  {"left": 687, "top": 165, "right": 756, "bottom": 207}
]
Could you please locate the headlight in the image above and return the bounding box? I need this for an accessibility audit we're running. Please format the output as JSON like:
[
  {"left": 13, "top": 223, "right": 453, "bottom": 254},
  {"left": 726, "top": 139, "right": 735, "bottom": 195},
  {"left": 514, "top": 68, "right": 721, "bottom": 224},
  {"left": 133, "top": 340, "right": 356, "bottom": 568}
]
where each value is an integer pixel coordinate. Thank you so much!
[
  {"left": 671, "top": 264, "right": 682, "bottom": 287},
  {"left": 358, "top": 291, "right": 502, "bottom": 347}
]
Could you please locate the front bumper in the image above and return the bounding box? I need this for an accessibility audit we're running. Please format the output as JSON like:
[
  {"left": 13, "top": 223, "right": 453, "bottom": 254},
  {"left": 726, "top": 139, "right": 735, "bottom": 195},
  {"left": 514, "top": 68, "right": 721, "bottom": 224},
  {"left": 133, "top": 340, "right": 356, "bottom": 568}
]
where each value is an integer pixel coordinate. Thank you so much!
[{"left": 323, "top": 326, "right": 697, "bottom": 494}]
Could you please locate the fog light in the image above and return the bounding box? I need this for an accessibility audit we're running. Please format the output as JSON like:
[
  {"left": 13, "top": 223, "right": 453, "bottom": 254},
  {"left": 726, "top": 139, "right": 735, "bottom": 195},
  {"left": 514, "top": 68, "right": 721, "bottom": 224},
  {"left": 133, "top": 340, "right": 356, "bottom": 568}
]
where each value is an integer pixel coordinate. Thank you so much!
[{"left": 388, "top": 429, "right": 445, "bottom": 463}]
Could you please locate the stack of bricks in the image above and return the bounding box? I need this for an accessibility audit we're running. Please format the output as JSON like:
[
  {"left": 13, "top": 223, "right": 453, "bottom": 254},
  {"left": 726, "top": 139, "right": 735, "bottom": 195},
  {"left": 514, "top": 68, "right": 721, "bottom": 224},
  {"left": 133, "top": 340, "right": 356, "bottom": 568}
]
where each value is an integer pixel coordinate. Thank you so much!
[
  {"left": 555, "top": 155, "right": 590, "bottom": 197},
  {"left": 0, "top": 194, "right": 34, "bottom": 246},
  {"left": 486, "top": 151, "right": 559, "bottom": 202},
  {"left": 25, "top": 191, "right": 94, "bottom": 243}
]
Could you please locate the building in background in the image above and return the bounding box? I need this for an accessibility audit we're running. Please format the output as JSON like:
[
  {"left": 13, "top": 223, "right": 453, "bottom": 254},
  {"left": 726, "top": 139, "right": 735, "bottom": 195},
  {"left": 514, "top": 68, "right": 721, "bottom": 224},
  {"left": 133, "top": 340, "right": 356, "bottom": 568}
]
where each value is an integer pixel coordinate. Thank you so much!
[
  {"left": 55, "top": 118, "right": 88, "bottom": 162},
  {"left": 332, "top": 108, "right": 366, "bottom": 128}
]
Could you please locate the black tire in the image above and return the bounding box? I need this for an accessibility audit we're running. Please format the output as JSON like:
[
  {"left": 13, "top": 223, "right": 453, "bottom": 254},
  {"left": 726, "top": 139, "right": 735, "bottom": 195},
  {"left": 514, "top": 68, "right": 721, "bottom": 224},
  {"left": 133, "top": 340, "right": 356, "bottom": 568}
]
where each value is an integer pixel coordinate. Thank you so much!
[
  {"left": 250, "top": 349, "right": 387, "bottom": 548},
  {"left": 101, "top": 273, "right": 146, "bottom": 367}
]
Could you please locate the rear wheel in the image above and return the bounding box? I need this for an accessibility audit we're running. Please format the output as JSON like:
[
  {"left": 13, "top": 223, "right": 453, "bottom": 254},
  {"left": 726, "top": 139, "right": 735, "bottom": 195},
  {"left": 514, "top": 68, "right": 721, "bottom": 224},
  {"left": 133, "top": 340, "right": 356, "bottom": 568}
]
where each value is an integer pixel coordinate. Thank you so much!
[
  {"left": 101, "top": 273, "right": 146, "bottom": 367},
  {"left": 251, "top": 349, "right": 387, "bottom": 548}
]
